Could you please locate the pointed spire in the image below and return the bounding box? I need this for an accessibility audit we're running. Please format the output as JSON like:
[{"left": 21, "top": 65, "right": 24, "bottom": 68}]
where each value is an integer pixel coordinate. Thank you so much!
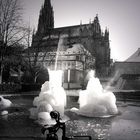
[
  {"left": 37, "top": 0, "right": 54, "bottom": 35},
  {"left": 44, "top": 0, "right": 51, "bottom": 8},
  {"left": 80, "top": 20, "right": 82, "bottom": 25},
  {"left": 93, "top": 14, "right": 101, "bottom": 34},
  {"left": 105, "top": 27, "right": 108, "bottom": 32},
  {"left": 94, "top": 14, "right": 99, "bottom": 23},
  {"left": 105, "top": 27, "right": 109, "bottom": 40}
]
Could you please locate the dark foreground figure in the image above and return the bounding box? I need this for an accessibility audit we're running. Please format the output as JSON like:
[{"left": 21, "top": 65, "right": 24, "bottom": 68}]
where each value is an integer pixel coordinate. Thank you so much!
[{"left": 41, "top": 111, "right": 92, "bottom": 140}]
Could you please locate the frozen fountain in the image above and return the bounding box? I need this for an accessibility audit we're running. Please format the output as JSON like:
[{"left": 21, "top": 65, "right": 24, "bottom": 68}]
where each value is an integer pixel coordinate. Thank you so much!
[
  {"left": 71, "top": 70, "right": 118, "bottom": 117},
  {"left": 30, "top": 70, "right": 66, "bottom": 125},
  {"left": 30, "top": 35, "right": 66, "bottom": 124},
  {"left": 0, "top": 96, "right": 12, "bottom": 115},
  {"left": 38, "top": 69, "right": 118, "bottom": 140},
  {"left": 30, "top": 35, "right": 67, "bottom": 125}
]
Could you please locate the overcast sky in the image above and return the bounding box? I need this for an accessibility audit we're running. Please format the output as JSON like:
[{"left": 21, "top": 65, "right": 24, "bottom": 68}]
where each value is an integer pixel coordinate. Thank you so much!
[{"left": 22, "top": 0, "right": 140, "bottom": 61}]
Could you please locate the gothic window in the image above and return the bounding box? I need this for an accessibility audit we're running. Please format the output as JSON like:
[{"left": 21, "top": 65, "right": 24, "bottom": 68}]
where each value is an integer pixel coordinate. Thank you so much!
[{"left": 76, "top": 55, "right": 80, "bottom": 61}]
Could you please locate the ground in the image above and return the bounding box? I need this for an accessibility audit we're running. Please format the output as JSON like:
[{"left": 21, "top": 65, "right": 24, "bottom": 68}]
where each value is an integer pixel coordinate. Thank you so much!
[
  {"left": 0, "top": 95, "right": 140, "bottom": 140},
  {"left": 109, "top": 102, "right": 140, "bottom": 140}
]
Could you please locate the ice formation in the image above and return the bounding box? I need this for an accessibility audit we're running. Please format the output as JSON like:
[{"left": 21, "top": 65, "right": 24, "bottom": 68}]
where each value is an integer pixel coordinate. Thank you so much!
[
  {"left": 30, "top": 70, "right": 66, "bottom": 125},
  {"left": 71, "top": 70, "right": 118, "bottom": 117},
  {"left": 0, "top": 96, "right": 12, "bottom": 115}
]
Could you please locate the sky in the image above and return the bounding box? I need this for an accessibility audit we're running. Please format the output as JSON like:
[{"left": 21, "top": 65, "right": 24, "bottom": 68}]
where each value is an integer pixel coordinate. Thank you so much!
[{"left": 22, "top": 0, "right": 140, "bottom": 61}]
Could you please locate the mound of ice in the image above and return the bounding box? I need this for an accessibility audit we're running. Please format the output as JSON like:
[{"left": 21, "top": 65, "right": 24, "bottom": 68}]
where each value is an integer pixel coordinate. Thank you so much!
[
  {"left": 71, "top": 70, "right": 118, "bottom": 117},
  {"left": 0, "top": 96, "right": 12, "bottom": 115},
  {"left": 30, "top": 70, "right": 66, "bottom": 125}
]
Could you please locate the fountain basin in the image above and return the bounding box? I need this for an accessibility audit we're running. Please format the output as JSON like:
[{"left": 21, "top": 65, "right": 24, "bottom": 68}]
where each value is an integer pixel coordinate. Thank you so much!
[{"left": 0, "top": 94, "right": 140, "bottom": 140}]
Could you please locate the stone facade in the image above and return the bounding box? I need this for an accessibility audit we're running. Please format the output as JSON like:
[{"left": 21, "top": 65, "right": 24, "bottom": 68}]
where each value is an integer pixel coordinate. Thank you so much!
[
  {"left": 28, "top": 40, "right": 95, "bottom": 89},
  {"left": 31, "top": 0, "right": 111, "bottom": 89}
]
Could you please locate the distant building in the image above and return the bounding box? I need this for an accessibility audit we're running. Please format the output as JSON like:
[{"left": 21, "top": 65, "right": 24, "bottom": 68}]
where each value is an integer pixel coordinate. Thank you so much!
[
  {"left": 27, "top": 39, "right": 95, "bottom": 89},
  {"left": 113, "top": 48, "right": 140, "bottom": 90},
  {"left": 31, "top": 0, "right": 111, "bottom": 89}
]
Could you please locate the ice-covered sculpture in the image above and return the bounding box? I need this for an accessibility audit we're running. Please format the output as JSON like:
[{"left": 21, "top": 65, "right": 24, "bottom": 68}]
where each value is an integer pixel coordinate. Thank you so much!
[
  {"left": 71, "top": 70, "right": 118, "bottom": 117},
  {"left": 30, "top": 70, "right": 66, "bottom": 125}
]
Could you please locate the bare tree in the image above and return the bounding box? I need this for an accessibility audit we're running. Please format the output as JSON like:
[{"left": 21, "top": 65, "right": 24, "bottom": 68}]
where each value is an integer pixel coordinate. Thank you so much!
[
  {"left": 22, "top": 26, "right": 50, "bottom": 84},
  {"left": 0, "top": 0, "right": 26, "bottom": 84}
]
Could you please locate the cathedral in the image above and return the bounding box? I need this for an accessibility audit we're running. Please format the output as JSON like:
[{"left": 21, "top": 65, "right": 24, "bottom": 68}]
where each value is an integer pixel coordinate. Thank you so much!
[{"left": 31, "top": 0, "right": 111, "bottom": 89}]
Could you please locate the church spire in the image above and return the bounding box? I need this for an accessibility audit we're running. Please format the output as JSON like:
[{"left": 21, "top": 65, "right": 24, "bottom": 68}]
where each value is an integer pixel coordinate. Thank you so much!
[
  {"left": 94, "top": 14, "right": 99, "bottom": 23},
  {"left": 93, "top": 14, "right": 101, "bottom": 34},
  {"left": 37, "top": 0, "right": 54, "bottom": 35},
  {"left": 104, "top": 27, "right": 109, "bottom": 40},
  {"left": 44, "top": 0, "right": 51, "bottom": 7}
]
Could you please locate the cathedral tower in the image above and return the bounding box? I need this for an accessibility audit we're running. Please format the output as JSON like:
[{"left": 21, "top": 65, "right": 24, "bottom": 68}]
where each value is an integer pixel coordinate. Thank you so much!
[
  {"left": 37, "top": 0, "right": 54, "bottom": 35},
  {"left": 31, "top": 1, "right": 111, "bottom": 77}
]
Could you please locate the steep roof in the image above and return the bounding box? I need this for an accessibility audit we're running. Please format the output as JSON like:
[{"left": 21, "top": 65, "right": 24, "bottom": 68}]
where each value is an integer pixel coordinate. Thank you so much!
[{"left": 125, "top": 48, "right": 140, "bottom": 62}]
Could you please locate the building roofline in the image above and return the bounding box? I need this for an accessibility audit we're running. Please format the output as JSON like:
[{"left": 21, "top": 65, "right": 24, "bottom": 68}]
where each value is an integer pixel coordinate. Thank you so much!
[{"left": 53, "top": 23, "right": 90, "bottom": 30}]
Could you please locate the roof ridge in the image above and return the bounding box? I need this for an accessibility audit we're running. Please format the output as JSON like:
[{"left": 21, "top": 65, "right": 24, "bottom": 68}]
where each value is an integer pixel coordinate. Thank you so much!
[{"left": 125, "top": 48, "right": 140, "bottom": 62}]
